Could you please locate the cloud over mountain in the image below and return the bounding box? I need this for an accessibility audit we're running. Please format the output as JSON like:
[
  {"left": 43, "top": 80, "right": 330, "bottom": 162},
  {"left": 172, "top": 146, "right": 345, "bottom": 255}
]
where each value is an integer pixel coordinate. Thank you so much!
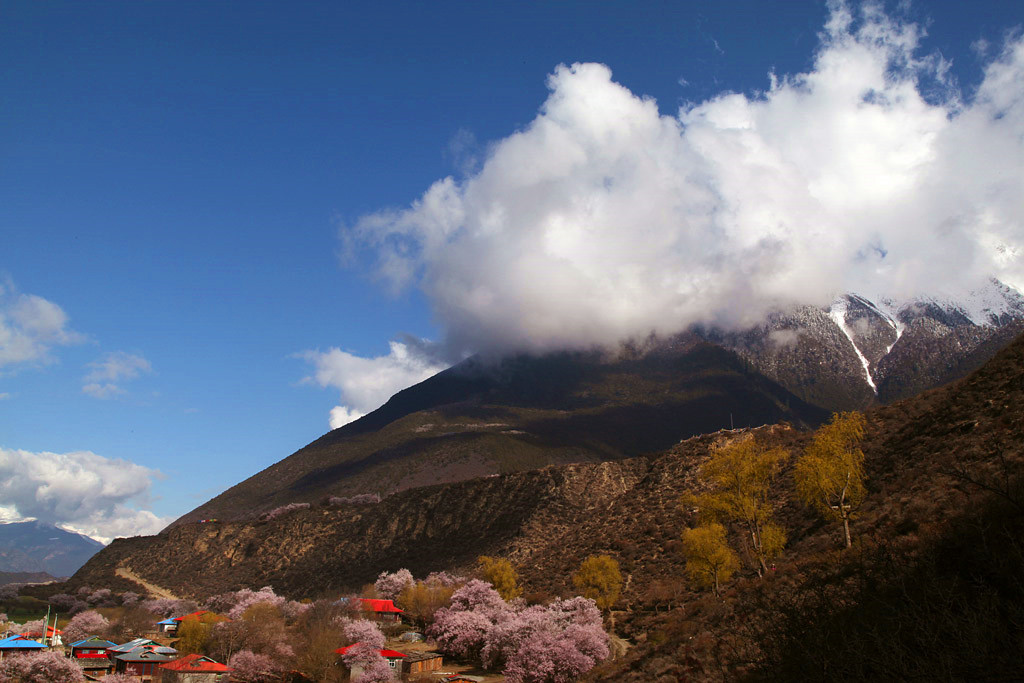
[
  {"left": 0, "top": 447, "right": 171, "bottom": 543},
  {"left": 300, "top": 339, "right": 449, "bottom": 428},
  {"left": 349, "top": 2, "right": 1024, "bottom": 357}
]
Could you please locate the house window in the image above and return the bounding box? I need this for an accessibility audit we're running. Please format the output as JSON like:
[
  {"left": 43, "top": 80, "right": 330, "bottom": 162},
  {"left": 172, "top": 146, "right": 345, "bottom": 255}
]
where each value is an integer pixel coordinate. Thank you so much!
[{"left": 389, "top": 660, "right": 396, "bottom": 668}]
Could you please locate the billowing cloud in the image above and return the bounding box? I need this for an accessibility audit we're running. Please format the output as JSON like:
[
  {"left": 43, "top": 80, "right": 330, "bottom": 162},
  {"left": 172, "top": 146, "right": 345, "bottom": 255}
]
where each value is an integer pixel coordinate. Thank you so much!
[
  {"left": 82, "top": 351, "right": 153, "bottom": 399},
  {"left": 0, "top": 279, "right": 83, "bottom": 369},
  {"left": 300, "top": 339, "right": 449, "bottom": 428},
  {"left": 0, "top": 447, "right": 172, "bottom": 543},
  {"left": 348, "top": 2, "right": 1024, "bottom": 357}
]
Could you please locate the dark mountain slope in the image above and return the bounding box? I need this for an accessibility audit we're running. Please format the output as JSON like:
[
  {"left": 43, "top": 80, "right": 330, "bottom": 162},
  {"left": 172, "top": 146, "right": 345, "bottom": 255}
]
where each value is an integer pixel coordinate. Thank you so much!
[
  {"left": 58, "top": 331, "right": 1024, "bottom": 680},
  {"left": 69, "top": 331, "right": 1024, "bottom": 608},
  {"left": 175, "top": 338, "right": 827, "bottom": 525}
]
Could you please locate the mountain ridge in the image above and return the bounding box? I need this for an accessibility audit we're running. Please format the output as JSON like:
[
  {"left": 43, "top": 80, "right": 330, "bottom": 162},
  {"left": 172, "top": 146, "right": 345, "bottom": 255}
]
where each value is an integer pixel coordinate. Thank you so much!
[{"left": 0, "top": 520, "right": 105, "bottom": 578}]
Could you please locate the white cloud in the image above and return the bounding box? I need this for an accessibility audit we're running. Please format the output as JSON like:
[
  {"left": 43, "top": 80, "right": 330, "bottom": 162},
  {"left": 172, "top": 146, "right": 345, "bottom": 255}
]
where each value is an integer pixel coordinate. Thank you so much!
[
  {"left": 348, "top": 3, "right": 1024, "bottom": 357},
  {"left": 329, "top": 406, "right": 366, "bottom": 429},
  {"left": 300, "top": 339, "right": 449, "bottom": 429},
  {"left": 0, "top": 279, "right": 83, "bottom": 369},
  {"left": 82, "top": 351, "right": 153, "bottom": 399},
  {"left": 0, "top": 447, "right": 172, "bottom": 543}
]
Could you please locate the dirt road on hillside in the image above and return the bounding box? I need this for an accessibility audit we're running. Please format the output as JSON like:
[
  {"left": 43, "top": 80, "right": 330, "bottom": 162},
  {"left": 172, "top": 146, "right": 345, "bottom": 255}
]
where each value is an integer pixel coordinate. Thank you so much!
[{"left": 115, "top": 566, "right": 180, "bottom": 600}]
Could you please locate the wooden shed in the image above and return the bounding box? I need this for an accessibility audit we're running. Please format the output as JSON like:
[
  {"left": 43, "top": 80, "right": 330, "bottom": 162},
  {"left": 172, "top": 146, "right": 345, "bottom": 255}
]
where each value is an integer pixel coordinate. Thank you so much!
[{"left": 402, "top": 651, "right": 443, "bottom": 674}]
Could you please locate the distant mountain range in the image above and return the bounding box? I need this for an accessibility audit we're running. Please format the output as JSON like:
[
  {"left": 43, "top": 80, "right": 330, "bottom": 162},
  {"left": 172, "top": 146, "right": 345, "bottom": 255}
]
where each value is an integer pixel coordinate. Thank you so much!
[{"left": 0, "top": 521, "right": 105, "bottom": 578}]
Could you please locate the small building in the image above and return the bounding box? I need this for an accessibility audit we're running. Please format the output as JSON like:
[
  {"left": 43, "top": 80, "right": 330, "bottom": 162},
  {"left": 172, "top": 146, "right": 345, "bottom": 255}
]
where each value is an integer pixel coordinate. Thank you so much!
[
  {"left": 358, "top": 598, "right": 404, "bottom": 622},
  {"left": 114, "top": 649, "right": 172, "bottom": 682},
  {"left": 107, "top": 637, "right": 163, "bottom": 659},
  {"left": 69, "top": 636, "right": 117, "bottom": 677},
  {"left": 157, "top": 617, "right": 179, "bottom": 634},
  {"left": 159, "top": 653, "right": 233, "bottom": 682},
  {"left": 20, "top": 624, "right": 62, "bottom": 646},
  {"left": 159, "top": 610, "right": 216, "bottom": 635},
  {"left": 0, "top": 635, "right": 46, "bottom": 659},
  {"left": 402, "top": 651, "right": 443, "bottom": 675},
  {"left": 335, "top": 644, "right": 407, "bottom": 677}
]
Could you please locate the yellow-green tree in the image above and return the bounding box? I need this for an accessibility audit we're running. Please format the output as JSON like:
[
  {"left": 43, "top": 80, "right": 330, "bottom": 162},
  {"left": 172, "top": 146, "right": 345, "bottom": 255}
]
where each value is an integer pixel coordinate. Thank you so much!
[
  {"left": 683, "top": 435, "right": 789, "bottom": 575},
  {"left": 176, "top": 612, "right": 228, "bottom": 654},
  {"left": 397, "top": 580, "right": 457, "bottom": 628},
  {"left": 681, "top": 523, "right": 740, "bottom": 596},
  {"left": 795, "top": 411, "right": 867, "bottom": 548},
  {"left": 477, "top": 556, "right": 522, "bottom": 601},
  {"left": 572, "top": 555, "right": 622, "bottom": 611}
]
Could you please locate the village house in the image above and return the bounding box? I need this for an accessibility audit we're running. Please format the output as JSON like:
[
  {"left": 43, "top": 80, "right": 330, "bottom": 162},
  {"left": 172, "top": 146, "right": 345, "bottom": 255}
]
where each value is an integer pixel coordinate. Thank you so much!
[
  {"left": 357, "top": 598, "right": 404, "bottom": 622},
  {"left": 113, "top": 648, "right": 173, "bottom": 681},
  {"left": 156, "top": 617, "right": 179, "bottom": 634},
  {"left": 68, "top": 635, "right": 117, "bottom": 677},
  {"left": 157, "top": 610, "right": 216, "bottom": 635},
  {"left": 0, "top": 634, "right": 46, "bottom": 659},
  {"left": 402, "top": 651, "right": 444, "bottom": 675},
  {"left": 106, "top": 638, "right": 179, "bottom": 681},
  {"left": 20, "top": 624, "right": 62, "bottom": 646},
  {"left": 159, "top": 653, "right": 233, "bottom": 682},
  {"left": 335, "top": 644, "right": 407, "bottom": 677}
]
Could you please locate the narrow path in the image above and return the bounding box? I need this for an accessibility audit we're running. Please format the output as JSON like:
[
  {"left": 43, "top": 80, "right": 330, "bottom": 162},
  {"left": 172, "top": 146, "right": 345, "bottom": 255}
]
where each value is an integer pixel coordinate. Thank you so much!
[{"left": 115, "top": 565, "right": 180, "bottom": 600}]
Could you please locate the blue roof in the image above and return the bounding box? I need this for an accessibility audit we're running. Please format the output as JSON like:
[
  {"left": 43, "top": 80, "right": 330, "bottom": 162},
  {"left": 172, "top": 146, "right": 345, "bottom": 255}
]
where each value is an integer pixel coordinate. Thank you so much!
[
  {"left": 157, "top": 618, "right": 177, "bottom": 625},
  {"left": 70, "top": 636, "right": 117, "bottom": 648},
  {"left": 0, "top": 635, "right": 46, "bottom": 649}
]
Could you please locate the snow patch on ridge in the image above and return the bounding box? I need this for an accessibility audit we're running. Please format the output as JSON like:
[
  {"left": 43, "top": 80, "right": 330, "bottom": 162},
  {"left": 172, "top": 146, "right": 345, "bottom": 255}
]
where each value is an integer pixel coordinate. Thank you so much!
[
  {"left": 829, "top": 299, "right": 878, "bottom": 394},
  {"left": 850, "top": 293, "right": 904, "bottom": 354}
]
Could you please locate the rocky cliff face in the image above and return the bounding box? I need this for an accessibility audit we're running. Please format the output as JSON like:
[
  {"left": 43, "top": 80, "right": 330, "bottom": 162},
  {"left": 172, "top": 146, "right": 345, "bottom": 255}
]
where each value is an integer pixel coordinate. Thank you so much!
[{"left": 709, "top": 280, "right": 1024, "bottom": 410}]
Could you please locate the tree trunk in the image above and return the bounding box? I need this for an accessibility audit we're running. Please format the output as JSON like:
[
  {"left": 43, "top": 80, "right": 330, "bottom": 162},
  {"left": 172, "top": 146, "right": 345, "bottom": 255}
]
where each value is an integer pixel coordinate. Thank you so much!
[{"left": 842, "top": 513, "right": 851, "bottom": 548}]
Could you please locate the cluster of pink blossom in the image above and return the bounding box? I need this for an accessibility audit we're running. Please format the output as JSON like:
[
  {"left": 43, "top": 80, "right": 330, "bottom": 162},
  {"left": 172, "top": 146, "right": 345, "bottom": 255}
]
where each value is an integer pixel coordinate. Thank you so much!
[
  {"left": 374, "top": 569, "right": 414, "bottom": 599},
  {"left": 119, "top": 591, "right": 141, "bottom": 606},
  {"left": 63, "top": 610, "right": 110, "bottom": 643},
  {"left": 86, "top": 588, "right": 116, "bottom": 607},
  {"left": 204, "top": 585, "right": 309, "bottom": 622},
  {"left": 259, "top": 502, "right": 311, "bottom": 521},
  {"left": 0, "top": 650, "right": 85, "bottom": 682},
  {"left": 327, "top": 493, "right": 381, "bottom": 506},
  {"left": 339, "top": 619, "right": 394, "bottom": 682},
  {"left": 227, "top": 649, "right": 279, "bottom": 682},
  {"left": 424, "top": 570, "right": 465, "bottom": 587},
  {"left": 100, "top": 674, "right": 136, "bottom": 683},
  {"left": 47, "top": 593, "right": 87, "bottom": 615},
  {"left": 140, "top": 597, "right": 199, "bottom": 618},
  {"left": 429, "top": 582, "right": 609, "bottom": 683}
]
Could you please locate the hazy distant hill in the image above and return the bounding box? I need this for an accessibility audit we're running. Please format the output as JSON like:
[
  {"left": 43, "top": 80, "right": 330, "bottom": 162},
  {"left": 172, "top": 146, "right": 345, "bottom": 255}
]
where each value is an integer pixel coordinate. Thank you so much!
[
  {"left": 0, "top": 570, "right": 56, "bottom": 586},
  {"left": 0, "top": 521, "right": 104, "bottom": 578},
  {"left": 173, "top": 337, "right": 828, "bottom": 525}
]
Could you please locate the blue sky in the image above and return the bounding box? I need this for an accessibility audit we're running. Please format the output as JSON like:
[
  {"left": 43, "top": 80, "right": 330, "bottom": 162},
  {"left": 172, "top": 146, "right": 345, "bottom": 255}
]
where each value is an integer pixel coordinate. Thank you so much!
[{"left": 2, "top": 1, "right": 1022, "bottom": 541}]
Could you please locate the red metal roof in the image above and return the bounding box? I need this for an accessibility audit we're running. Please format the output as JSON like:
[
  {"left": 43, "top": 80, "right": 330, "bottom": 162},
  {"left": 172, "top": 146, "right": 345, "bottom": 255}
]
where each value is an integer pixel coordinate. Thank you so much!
[
  {"left": 159, "top": 654, "right": 232, "bottom": 672},
  {"left": 335, "top": 644, "right": 407, "bottom": 659},
  {"left": 359, "top": 598, "right": 403, "bottom": 613},
  {"left": 75, "top": 653, "right": 111, "bottom": 659},
  {"left": 173, "top": 610, "right": 212, "bottom": 622},
  {"left": 20, "top": 625, "right": 62, "bottom": 637}
]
